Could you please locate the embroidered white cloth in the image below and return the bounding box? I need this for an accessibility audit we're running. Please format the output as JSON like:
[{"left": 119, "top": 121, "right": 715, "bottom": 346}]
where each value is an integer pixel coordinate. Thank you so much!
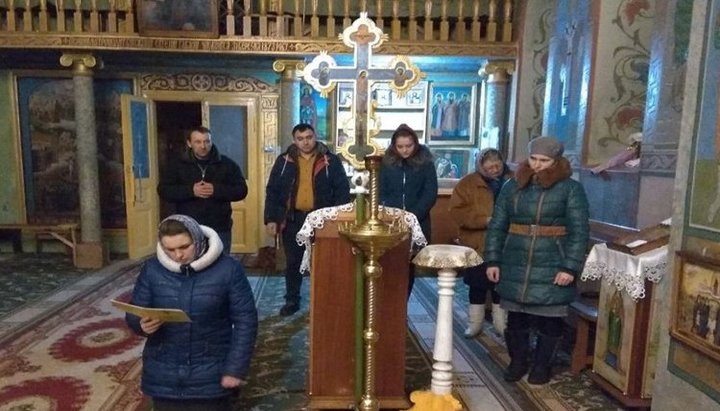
[
  {"left": 296, "top": 202, "right": 427, "bottom": 274},
  {"left": 412, "top": 244, "right": 482, "bottom": 269},
  {"left": 580, "top": 243, "right": 668, "bottom": 301}
]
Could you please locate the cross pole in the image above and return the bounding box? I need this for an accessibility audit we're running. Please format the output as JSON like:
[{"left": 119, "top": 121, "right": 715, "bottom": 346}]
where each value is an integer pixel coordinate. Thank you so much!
[{"left": 303, "top": 13, "right": 424, "bottom": 169}]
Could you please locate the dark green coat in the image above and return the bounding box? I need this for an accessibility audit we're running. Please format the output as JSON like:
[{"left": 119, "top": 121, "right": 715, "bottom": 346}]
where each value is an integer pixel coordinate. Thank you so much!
[{"left": 483, "top": 158, "right": 589, "bottom": 306}]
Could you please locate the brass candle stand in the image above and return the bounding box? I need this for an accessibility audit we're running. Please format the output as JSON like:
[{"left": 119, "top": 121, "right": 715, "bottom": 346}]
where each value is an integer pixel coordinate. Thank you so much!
[{"left": 338, "top": 155, "right": 409, "bottom": 411}]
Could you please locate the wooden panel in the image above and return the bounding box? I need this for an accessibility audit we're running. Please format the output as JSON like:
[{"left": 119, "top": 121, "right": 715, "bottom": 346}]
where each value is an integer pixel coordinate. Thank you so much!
[
  {"left": 121, "top": 95, "right": 159, "bottom": 259},
  {"left": 308, "top": 213, "right": 410, "bottom": 409}
]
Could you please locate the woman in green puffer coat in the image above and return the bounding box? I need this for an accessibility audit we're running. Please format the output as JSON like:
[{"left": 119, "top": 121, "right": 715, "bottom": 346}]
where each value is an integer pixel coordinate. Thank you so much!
[{"left": 484, "top": 136, "right": 589, "bottom": 385}]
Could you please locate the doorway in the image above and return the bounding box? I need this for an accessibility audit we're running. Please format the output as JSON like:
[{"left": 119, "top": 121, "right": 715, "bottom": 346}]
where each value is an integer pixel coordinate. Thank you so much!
[{"left": 155, "top": 101, "right": 202, "bottom": 219}]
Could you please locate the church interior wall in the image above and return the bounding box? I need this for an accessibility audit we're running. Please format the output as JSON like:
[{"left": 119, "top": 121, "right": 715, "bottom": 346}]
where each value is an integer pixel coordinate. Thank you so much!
[
  {"left": 636, "top": 176, "right": 673, "bottom": 229},
  {"left": 0, "top": 54, "right": 280, "bottom": 254},
  {"left": 580, "top": 169, "right": 640, "bottom": 227},
  {"left": 0, "top": 71, "right": 23, "bottom": 226},
  {"left": 511, "top": 0, "right": 553, "bottom": 161},
  {"left": 583, "top": 0, "right": 652, "bottom": 165},
  {"left": 651, "top": 0, "right": 720, "bottom": 408}
]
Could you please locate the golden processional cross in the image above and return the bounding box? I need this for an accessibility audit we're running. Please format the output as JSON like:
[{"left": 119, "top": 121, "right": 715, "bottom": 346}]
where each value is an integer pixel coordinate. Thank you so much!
[{"left": 303, "top": 12, "right": 424, "bottom": 169}]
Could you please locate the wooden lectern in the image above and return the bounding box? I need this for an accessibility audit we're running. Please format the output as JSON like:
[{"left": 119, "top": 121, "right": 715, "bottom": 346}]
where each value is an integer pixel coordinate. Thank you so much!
[{"left": 307, "top": 211, "right": 411, "bottom": 410}]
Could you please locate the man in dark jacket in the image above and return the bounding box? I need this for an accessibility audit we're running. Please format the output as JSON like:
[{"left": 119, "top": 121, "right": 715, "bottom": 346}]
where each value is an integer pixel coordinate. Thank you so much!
[
  {"left": 158, "top": 126, "right": 248, "bottom": 254},
  {"left": 265, "top": 123, "right": 350, "bottom": 316}
]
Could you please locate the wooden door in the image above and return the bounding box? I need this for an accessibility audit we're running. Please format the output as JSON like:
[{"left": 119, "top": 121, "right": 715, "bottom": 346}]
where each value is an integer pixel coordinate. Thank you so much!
[
  {"left": 203, "top": 97, "right": 259, "bottom": 253},
  {"left": 121, "top": 95, "right": 160, "bottom": 259}
]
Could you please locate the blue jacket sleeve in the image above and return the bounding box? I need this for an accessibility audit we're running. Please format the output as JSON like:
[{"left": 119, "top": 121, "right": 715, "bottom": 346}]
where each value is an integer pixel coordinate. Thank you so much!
[
  {"left": 125, "top": 262, "right": 152, "bottom": 337},
  {"left": 222, "top": 262, "right": 258, "bottom": 379}
]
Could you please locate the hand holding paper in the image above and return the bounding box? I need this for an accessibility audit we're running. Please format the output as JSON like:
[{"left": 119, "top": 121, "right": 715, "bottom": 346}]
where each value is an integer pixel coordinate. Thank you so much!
[{"left": 112, "top": 300, "right": 191, "bottom": 323}]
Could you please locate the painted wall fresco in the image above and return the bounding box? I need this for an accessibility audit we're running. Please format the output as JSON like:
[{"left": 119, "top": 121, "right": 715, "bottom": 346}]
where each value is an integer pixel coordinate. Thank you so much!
[
  {"left": 543, "top": 0, "right": 593, "bottom": 157},
  {"left": 689, "top": 0, "right": 720, "bottom": 233},
  {"left": 17, "top": 77, "right": 133, "bottom": 229},
  {"left": 586, "top": 0, "right": 653, "bottom": 165}
]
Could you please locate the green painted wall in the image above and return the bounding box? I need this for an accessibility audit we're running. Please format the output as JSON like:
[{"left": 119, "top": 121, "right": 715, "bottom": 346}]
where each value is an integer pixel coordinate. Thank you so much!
[{"left": 0, "top": 71, "right": 22, "bottom": 224}]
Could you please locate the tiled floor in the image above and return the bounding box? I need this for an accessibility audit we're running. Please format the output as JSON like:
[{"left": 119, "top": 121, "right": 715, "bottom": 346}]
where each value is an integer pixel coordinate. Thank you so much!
[{"left": 408, "top": 281, "right": 516, "bottom": 411}]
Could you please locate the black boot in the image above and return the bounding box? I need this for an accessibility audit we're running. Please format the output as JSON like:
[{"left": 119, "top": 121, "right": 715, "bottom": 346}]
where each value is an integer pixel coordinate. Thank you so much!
[
  {"left": 503, "top": 330, "right": 530, "bottom": 382},
  {"left": 527, "top": 333, "right": 561, "bottom": 385}
]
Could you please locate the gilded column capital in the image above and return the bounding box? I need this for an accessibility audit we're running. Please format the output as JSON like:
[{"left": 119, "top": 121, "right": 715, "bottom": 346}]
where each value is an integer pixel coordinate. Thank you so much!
[
  {"left": 478, "top": 61, "right": 515, "bottom": 83},
  {"left": 59, "top": 53, "right": 100, "bottom": 76},
  {"left": 272, "top": 59, "right": 306, "bottom": 80}
]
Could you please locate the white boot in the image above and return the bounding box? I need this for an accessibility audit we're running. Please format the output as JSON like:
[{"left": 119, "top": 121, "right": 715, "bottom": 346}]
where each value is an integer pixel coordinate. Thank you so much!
[
  {"left": 492, "top": 303, "right": 507, "bottom": 334},
  {"left": 464, "top": 304, "right": 485, "bottom": 338}
]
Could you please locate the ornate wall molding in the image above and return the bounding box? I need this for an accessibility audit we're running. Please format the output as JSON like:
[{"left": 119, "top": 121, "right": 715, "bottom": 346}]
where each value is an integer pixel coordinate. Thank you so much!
[
  {"left": 261, "top": 97, "right": 279, "bottom": 184},
  {"left": 261, "top": 96, "right": 278, "bottom": 110},
  {"left": 0, "top": 35, "right": 517, "bottom": 58},
  {"left": 140, "top": 73, "right": 277, "bottom": 93},
  {"left": 640, "top": 150, "right": 677, "bottom": 174}
]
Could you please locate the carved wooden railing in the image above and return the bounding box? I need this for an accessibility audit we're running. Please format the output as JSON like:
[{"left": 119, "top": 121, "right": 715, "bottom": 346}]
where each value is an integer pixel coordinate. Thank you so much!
[{"left": 0, "top": 0, "right": 517, "bottom": 57}]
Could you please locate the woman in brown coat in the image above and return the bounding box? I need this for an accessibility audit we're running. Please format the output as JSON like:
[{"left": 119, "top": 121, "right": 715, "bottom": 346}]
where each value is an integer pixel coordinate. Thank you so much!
[{"left": 449, "top": 149, "right": 512, "bottom": 337}]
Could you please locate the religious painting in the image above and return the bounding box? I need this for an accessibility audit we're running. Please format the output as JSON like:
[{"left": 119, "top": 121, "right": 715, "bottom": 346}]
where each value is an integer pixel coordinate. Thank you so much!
[
  {"left": 371, "top": 81, "right": 427, "bottom": 110},
  {"left": 592, "top": 284, "right": 635, "bottom": 393},
  {"left": 405, "top": 86, "right": 426, "bottom": 107},
  {"left": 299, "top": 83, "right": 331, "bottom": 144},
  {"left": 338, "top": 83, "right": 353, "bottom": 108},
  {"left": 17, "top": 76, "right": 133, "bottom": 229},
  {"left": 137, "top": 0, "right": 219, "bottom": 38},
  {"left": 427, "top": 83, "right": 477, "bottom": 146},
  {"left": 431, "top": 149, "right": 470, "bottom": 179},
  {"left": 671, "top": 252, "right": 720, "bottom": 362},
  {"left": 688, "top": 0, "right": 720, "bottom": 234},
  {"left": 371, "top": 82, "right": 393, "bottom": 108}
]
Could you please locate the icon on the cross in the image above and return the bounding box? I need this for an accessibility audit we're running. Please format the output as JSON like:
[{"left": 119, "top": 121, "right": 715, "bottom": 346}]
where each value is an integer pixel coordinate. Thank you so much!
[{"left": 302, "top": 13, "right": 424, "bottom": 169}]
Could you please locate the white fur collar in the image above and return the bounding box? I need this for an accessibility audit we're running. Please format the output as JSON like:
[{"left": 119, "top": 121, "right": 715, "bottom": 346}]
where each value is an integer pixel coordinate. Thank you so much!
[{"left": 156, "top": 225, "right": 223, "bottom": 273}]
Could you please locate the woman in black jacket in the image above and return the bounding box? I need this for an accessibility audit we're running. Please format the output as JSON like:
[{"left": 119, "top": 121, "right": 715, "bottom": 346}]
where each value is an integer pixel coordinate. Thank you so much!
[{"left": 380, "top": 124, "right": 438, "bottom": 296}]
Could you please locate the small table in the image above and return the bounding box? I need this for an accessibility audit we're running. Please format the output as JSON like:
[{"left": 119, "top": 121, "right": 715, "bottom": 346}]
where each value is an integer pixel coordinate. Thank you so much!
[{"left": 580, "top": 243, "right": 667, "bottom": 409}]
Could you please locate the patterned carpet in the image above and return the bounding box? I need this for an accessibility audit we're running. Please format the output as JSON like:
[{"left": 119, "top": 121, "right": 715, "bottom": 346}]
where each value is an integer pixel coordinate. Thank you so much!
[
  {"left": 0, "top": 252, "right": 624, "bottom": 410},
  {"left": 0, "top": 253, "right": 89, "bottom": 318},
  {"left": 0, "top": 255, "right": 433, "bottom": 411}
]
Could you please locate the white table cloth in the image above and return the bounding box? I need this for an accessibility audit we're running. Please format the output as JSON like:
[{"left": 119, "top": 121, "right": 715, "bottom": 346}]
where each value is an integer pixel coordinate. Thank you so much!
[
  {"left": 296, "top": 202, "right": 427, "bottom": 274},
  {"left": 580, "top": 243, "right": 668, "bottom": 301}
]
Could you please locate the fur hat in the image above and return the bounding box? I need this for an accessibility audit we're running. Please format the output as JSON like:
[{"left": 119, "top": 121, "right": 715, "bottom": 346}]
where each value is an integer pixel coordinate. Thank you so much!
[{"left": 529, "top": 136, "right": 564, "bottom": 159}]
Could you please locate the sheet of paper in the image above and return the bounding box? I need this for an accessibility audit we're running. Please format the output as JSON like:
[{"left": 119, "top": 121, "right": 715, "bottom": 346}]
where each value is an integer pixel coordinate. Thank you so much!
[
  {"left": 626, "top": 239, "right": 648, "bottom": 248},
  {"left": 111, "top": 300, "right": 191, "bottom": 323}
]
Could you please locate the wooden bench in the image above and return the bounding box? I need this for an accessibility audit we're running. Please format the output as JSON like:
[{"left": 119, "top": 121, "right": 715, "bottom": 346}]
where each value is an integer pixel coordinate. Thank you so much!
[
  {"left": 570, "top": 299, "right": 599, "bottom": 374},
  {"left": 0, "top": 223, "right": 79, "bottom": 266}
]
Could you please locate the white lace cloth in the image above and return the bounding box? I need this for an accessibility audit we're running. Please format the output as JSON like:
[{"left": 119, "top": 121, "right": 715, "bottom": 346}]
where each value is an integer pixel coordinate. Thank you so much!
[
  {"left": 297, "top": 202, "right": 428, "bottom": 274},
  {"left": 580, "top": 243, "right": 668, "bottom": 301}
]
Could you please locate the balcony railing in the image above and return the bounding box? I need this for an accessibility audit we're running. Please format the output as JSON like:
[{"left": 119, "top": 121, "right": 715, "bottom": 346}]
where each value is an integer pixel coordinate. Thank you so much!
[{"left": 0, "top": 1, "right": 517, "bottom": 57}]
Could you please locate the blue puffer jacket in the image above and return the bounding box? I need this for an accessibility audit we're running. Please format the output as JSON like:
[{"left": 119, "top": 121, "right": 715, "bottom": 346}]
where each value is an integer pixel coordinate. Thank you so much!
[
  {"left": 484, "top": 158, "right": 589, "bottom": 306},
  {"left": 126, "top": 227, "right": 258, "bottom": 400}
]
